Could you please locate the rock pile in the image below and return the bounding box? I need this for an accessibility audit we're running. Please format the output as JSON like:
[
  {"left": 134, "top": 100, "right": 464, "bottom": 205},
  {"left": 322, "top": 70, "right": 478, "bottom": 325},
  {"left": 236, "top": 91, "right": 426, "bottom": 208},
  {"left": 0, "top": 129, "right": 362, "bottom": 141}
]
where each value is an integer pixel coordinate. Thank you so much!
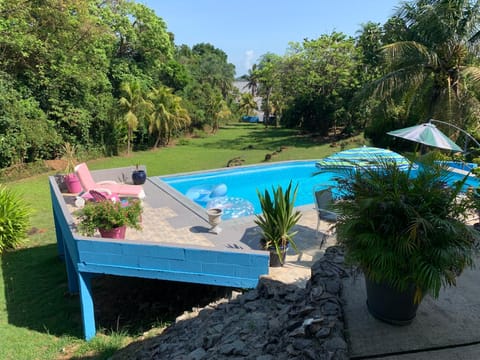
[{"left": 112, "top": 246, "right": 349, "bottom": 360}]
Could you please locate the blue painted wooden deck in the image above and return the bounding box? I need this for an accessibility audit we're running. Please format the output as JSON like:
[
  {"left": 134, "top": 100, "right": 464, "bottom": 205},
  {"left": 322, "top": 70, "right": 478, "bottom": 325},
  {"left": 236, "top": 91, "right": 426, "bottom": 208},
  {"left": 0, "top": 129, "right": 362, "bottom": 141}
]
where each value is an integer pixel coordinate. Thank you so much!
[{"left": 49, "top": 167, "right": 269, "bottom": 340}]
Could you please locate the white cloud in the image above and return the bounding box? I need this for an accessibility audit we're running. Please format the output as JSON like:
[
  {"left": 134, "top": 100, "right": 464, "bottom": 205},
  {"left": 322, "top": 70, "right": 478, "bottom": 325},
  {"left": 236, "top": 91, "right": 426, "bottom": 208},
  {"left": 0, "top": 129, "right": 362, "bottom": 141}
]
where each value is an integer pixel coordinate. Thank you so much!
[{"left": 244, "top": 50, "right": 255, "bottom": 72}]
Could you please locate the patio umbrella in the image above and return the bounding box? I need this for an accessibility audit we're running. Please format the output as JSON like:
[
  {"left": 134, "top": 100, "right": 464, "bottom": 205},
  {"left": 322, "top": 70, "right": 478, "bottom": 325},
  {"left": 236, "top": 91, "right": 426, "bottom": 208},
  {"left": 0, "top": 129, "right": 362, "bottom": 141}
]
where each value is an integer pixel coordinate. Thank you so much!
[
  {"left": 316, "top": 146, "right": 412, "bottom": 171},
  {"left": 387, "top": 122, "right": 463, "bottom": 152}
]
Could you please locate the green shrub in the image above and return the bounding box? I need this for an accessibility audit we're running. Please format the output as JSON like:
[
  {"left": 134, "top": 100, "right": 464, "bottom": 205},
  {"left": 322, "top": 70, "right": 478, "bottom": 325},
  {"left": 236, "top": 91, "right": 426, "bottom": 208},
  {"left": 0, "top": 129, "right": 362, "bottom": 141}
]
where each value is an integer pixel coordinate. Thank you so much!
[
  {"left": 0, "top": 185, "right": 31, "bottom": 253},
  {"left": 255, "top": 181, "right": 302, "bottom": 261},
  {"left": 334, "top": 159, "right": 479, "bottom": 302},
  {"left": 76, "top": 199, "right": 143, "bottom": 236},
  {"left": 177, "top": 138, "right": 190, "bottom": 146}
]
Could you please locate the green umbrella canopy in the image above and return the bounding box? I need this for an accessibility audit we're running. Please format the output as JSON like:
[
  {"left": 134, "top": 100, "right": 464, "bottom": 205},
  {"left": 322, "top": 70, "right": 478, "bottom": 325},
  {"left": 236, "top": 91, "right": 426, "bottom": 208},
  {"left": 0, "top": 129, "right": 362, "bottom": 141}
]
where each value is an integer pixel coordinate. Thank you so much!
[
  {"left": 387, "top": 122, "right": 462, "bottom": 152},
  {"left": 316, "top": 146, "right": 412, "bottom": 170}
]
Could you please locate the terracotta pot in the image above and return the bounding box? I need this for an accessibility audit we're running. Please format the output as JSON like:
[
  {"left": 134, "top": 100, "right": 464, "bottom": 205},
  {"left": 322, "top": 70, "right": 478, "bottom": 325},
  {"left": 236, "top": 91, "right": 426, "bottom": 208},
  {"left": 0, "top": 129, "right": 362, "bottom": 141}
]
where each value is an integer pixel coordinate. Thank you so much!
[
  {"left": 64, "top": 173, "right": 83, "bottom": 194},
  {"left": 98, "top": 225, "right": 127, "bottom": 239}
]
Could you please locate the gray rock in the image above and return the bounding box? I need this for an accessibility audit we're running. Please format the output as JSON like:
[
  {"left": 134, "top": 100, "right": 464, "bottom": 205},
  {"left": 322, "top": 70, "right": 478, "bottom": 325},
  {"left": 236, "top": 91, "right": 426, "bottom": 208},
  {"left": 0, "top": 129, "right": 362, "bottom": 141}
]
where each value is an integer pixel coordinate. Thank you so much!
[
  {"left": 187, "top": 348, "right": 206, "bottom": 360},
  {"left": 110, "top": 246, "right": 349, "bottom": 360},
  {"left": 219, "top": 340, "right": 248, "bottom": 356},
  {"left": 256, "top": 355, "right": 274, "bottom": 360},
  {"left": 323, "top": 335, "right": 348, "bottom": 352}
]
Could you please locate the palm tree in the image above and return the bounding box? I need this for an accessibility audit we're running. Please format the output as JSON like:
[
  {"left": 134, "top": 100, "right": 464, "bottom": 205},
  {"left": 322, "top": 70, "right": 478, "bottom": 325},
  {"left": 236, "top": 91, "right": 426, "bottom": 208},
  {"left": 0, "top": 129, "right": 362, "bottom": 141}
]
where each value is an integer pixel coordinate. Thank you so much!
[
  {"left": 148, "top": 86, "right": 191, "bottom": 147},
  {"left": 256, "top": 53, "right": 281, "bottom": 128},
  {"left": 118, "top": 81, "right": 149, "bottom": 155},
  {"left": 245, "top": 64, "right": 258, "bottom": 96},
  {"left": 213, "top": 99, "right": 232, "bottom": 133},
  {"left": 372, "top": 0, "right": 480, "bottom": 134},
  {"left": 239, "top": 93, "right": 257, "bottom": 116}
]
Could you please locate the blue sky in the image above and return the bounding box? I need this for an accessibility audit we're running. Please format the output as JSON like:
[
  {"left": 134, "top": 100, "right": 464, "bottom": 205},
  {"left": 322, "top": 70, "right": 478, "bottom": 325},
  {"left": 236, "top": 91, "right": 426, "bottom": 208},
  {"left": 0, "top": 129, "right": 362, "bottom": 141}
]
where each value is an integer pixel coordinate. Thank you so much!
[{"left": 143, "top": 0, "right": 401, "bottom": 76}]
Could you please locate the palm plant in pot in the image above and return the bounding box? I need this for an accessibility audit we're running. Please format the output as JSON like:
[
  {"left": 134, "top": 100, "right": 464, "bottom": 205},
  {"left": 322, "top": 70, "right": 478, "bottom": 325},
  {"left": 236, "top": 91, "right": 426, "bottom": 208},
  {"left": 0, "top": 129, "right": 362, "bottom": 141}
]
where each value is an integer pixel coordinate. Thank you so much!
[
  {"left": 76, "top": 199, "right": 143, "bottom": 239},
  {"left": 255, "top": 181, "right": 302, "bottom": 267},
  {"left": 61, "top": 142, "right": 82, "bottom": 194},
  {"left": 333, "top": 158, "right": 479, "bottom": 325}
]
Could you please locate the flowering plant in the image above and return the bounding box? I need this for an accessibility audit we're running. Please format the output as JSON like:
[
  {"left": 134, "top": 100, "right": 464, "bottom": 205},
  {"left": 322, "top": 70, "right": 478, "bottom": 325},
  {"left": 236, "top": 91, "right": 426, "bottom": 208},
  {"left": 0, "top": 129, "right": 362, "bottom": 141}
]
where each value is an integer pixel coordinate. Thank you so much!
[{"left": 76, "top": 199, "right": 142, "bottom": 236}]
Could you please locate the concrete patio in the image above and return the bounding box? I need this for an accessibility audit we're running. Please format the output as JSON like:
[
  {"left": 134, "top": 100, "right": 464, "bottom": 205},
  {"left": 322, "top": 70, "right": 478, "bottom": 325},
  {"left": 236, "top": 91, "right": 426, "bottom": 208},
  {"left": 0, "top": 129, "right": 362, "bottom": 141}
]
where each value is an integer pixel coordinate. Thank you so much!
[{"left": 53, "top": 166, "right": 480, "bottom": 357}]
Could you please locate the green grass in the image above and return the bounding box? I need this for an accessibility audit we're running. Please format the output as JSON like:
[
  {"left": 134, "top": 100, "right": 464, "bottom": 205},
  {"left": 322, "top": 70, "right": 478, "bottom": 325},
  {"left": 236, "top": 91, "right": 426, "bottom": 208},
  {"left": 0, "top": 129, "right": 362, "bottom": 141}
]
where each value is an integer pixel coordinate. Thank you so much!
[{"left": 0, "top": 123, "right": 367, "bottom": 359}]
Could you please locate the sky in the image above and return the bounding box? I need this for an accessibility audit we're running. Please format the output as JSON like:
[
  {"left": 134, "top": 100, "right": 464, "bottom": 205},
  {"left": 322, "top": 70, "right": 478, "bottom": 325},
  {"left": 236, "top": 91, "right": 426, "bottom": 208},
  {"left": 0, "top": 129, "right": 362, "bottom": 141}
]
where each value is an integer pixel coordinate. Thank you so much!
[{"left": 143, "top": 0, "right": 401, "bottom": 76}]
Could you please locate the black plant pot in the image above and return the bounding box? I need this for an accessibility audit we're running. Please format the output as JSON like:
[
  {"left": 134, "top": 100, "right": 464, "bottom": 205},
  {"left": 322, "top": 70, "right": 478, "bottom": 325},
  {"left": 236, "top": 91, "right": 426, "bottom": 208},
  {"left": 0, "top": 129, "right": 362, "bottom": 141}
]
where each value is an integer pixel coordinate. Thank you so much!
[
  {"left": 268, "top": 247, "right": 287, "bottom": 267},
  {"left": 132, "top": 169, "right": 147, "bottom": 185},
  {"left": 474, "top": 222, "right": 480, "bottom": 232},
  {"left": 365, "top": 277, "right": 420, "bottom": 325}
]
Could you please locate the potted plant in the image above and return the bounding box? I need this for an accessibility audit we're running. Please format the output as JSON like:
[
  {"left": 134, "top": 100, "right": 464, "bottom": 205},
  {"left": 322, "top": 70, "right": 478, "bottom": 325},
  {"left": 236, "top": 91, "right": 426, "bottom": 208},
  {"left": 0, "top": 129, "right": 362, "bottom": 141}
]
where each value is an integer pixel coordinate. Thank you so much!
[
  {"left": 255, "top": 181, "right": 302, "bottom": 267},
  {"left": 62, "top": 142, "right": 82, "bottom": 194},
  {"left": 76, "top": 199, "right": 143, "bottom": 239},
  {"left": 470, "top": 186, "right": 480, "bottom": 231},
  {"left": 132, "top": 164, "right": 147, "bottom": 185},
  {"left": 333, "top": 159, "right": 479, "bottom": 324}
]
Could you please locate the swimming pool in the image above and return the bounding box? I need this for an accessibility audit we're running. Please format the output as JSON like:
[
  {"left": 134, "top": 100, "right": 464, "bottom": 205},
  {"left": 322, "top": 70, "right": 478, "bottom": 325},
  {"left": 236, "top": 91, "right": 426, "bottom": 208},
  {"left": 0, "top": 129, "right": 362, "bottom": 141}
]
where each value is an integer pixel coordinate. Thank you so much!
[
  {"left": 161, "top": 160, "right": 480, "bottom": 220},
  {"left": 161, "top": 161, "right": 340, "bottom": 219}
]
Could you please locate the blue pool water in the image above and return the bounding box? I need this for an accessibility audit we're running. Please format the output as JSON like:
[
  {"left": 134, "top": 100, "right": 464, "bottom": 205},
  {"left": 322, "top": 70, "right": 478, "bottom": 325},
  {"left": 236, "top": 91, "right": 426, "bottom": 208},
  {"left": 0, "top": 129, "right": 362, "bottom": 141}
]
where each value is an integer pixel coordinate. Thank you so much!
[
  {"left": 161, "top": 161, "right": 340, "bottom": 219},
  {"left": 161, "top": 161, "right": 480, "bottom": 220}
]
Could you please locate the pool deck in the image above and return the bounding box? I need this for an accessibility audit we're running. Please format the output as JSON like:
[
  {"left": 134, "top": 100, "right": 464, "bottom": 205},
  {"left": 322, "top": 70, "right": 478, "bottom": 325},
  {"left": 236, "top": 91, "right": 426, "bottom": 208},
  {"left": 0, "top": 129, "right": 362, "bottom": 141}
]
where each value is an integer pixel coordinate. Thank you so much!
[
  {"left": 50, "top": 166, "right": 331, "bottom": 340},
  {"left": 51, "top": 165, "right": 480, "bottom": 358}
]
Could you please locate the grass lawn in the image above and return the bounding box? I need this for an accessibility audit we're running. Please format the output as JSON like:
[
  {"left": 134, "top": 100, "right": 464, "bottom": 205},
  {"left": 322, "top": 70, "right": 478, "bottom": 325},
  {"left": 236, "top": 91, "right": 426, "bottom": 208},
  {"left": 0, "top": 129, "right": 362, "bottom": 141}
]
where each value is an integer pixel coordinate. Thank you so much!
[{"left": 0, "top": 123, "right": 367, "bottom": 359}]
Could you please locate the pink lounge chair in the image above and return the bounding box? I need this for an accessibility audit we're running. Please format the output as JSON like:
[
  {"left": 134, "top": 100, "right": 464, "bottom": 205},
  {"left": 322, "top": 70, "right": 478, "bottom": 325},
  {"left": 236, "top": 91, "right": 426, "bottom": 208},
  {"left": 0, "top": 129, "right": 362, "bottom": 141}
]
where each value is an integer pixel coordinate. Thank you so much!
[
  {"left": 88, "top": 189, "right": 120, "bottom": 203},
  {"left": 74, "top": 163, "right": 146, "bottom": 200}
]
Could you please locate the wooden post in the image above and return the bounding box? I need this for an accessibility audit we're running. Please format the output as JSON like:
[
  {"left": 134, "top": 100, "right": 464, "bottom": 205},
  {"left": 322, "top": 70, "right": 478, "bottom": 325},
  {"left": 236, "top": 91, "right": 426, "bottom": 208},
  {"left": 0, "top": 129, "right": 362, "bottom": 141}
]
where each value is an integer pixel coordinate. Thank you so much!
[{"left": 77, "top": 272, "right": 96, "bottom": 340}]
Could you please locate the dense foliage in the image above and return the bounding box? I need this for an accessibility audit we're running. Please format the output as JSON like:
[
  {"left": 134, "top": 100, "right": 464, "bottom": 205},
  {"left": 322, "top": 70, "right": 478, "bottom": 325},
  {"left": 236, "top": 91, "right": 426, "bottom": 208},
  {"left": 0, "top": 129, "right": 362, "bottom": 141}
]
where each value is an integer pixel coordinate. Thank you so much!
[
  {"left": 245, "top": 0, "right": 480, "bottom": 151},
  {"left": 1, "top": 0, "right": 480, "bottom": 170},
  {"left": 0, "top": 0, "right": 235, "bottom": 167},
  {"left": 334, "top": 159, "right": 479, "bottom": 301},
  {"left": 0, "top": 186, "right": 30, "bottom": 253}
]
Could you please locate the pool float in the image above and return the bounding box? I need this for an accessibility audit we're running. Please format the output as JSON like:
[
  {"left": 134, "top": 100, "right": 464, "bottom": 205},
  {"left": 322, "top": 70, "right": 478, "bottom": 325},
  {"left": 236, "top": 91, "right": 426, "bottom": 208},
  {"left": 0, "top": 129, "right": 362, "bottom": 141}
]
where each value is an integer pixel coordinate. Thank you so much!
[
  {"left": 206, "top": 196, "right": 255, "bottom": 220},
  {"left": 185, "top": 183, "right": 227, "bottom": 204}
]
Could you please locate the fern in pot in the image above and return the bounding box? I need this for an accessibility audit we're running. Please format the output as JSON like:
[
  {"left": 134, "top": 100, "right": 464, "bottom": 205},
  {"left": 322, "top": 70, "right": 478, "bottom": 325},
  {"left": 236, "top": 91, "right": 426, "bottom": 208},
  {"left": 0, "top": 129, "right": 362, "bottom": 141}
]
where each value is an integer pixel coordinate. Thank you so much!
[
  {"left": 333, "top": 159, "right": 479, "bottom": 324},
  {"left": 255, "top": 181, "right": 302, "bottom": 267}
]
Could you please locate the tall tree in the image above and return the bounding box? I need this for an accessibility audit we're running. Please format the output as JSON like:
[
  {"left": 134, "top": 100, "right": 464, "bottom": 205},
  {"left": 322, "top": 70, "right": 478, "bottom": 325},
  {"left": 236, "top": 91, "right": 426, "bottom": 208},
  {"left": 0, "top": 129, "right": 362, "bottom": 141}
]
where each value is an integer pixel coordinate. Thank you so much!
[
  {"left": 118, "top": 81, "right": 148, "bottom": 154},
  {"left": 256, "top": 53, "right": 282, "bottom": 127},
  {"left": 356, "top": 22, "right": 384, "bottom": 82},
  {"left": 147, "top": 86, "right": 190, "bottom": 147},
  {"left": 371, "top": 0, "right": 480, "bottom": 138},
  {"left": 239, "top": 93, "right": 258, "bottom": 116},
  {"left": 245, "top": 64, "right": 259, "bottom": 96},
  {"left": 177, "top": 43, "right": 236, "bottom": 129},
  {"left": 280, "top": 33, "right": 360, "bottom": 135}
]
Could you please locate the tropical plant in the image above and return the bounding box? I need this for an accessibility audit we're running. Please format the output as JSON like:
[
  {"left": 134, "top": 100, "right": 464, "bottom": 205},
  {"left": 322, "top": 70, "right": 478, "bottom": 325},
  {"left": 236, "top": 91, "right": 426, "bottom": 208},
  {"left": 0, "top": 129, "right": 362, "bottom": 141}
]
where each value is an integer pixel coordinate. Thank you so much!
[
  {"left": 255, "top": 53, "right": 282, "bottom": 127},
  {"left": 370, "top": 0, "right": 480, "bottom": 139},
  {"left": 76, "top": 199, "right": 143, "bottom": 237},
  {"left": 119, "top": 81, "right": 149, "bottom": 154},
  {"left": 238, "top": 92, "right": 257, "bottom": 116},
  {"left": 61, "top": 142, "right": 77, "bottom": 174},
  {"left": 0, "top": 185, "right": 31, "bottom": 253},
  {"left": 334, "top": 158, "right": 479, "bottom": 303},
  {"left": 255, "top": 181, "right": 302, "bottom": 263},
  {"left": 147, "top": 85, "right": 191, "bottom": 147},
  {"left": 280, "top": 33, "right": 360, "bottom": 134},
  {"left": 245, "top": 63, "right": 258, "bottom": 96}
]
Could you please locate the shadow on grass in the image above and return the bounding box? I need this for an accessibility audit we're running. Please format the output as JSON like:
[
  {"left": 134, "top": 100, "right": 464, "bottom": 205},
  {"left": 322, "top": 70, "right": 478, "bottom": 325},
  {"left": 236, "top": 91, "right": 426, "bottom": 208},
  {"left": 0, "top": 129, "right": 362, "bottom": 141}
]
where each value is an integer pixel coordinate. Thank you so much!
[
  {"left": 2, "top": 243, "right": 235, "bottom": 342},
  {"left": 89, "top": 276, "right": 232, "bottom": 336},
  {"left": 200, "top": 125, "right": 330, "bottom": 151},
  {"left": 2, "top": 243, "right": 82, "bottom": 338}
]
